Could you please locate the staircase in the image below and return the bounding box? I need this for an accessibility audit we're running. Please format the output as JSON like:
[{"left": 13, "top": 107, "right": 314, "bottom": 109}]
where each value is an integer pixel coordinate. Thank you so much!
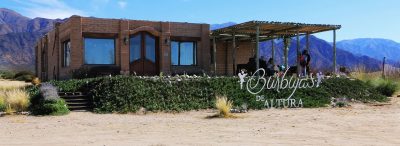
[{"left": 58, "top": 92, "right": 93, "bottom": 111}]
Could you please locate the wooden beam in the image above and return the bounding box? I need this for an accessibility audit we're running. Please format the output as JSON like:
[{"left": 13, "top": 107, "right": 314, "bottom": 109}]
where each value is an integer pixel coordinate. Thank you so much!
[
  {"left": 284, "top": 37, "right": 289, "bottom": 69},
  {"left": 232, "top": 33, "right": 236, "bottom": 75},
  {"left": 306, "top": 33, "right": 310, "bottom": 51},
  {"left": 296, "top": 30, "right": 300, "bottom": 76},
  {"left": 333, "top": 29, "right": 337, "bottom": 74},
  {"left": 212, "top": 36, "right": 217, "bottom": 75},
  {"left": 256, "top": 25, "right": 260, "bottom": 73},
  {"left": 271, "top": 39, "right": 275, "bottom": 66}
]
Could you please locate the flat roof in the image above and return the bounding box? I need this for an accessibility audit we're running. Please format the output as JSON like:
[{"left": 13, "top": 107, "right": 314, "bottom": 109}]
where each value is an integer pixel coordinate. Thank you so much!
[{"left": 211, "top": 20, "right": 341, "bottom": 41}]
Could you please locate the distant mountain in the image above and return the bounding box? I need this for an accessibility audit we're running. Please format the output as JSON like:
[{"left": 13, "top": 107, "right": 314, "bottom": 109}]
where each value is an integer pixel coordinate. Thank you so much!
[
  {"left": 0, "top": 8, "right": 63, "bottom": 71},
  {"left": 210, "top": 22, "right": 236, "bottom": 30},
  {"left": 337, "top": 38, "right": 400, "bottom": 63},
  {"left": 259, "top": 36, "right": 382, "bottom": 72}
]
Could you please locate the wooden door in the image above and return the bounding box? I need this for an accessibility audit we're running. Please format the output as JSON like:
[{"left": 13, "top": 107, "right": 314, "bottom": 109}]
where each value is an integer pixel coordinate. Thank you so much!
[{"left": 129, "top": 32, "right": 158, "bottom": 76}]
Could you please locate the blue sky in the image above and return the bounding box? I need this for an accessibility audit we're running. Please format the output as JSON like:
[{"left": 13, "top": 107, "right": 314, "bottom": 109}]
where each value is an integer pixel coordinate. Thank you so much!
[{"left": 1, "top": 0, "right": 400, "bottom": 42}]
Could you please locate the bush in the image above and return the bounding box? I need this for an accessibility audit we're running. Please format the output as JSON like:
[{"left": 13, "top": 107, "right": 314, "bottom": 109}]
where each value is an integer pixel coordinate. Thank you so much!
[
  {"left": 49, "top": 77, "right": 101, "bottom": 92},
  {"left": 0, "top": 71, "right": 15, "bottom": 79},
  {"left": 374, "top": 80, "right": 398, "bottom": 97},
  {"left": 38, "top": 99, "right": 69, "bottom": 115},
  {"left": 47, "top": 75, "right": 388, "bottom": 113},
  {"left": 71, "top": 66, "right": 120, "bottom": 79},
  {"left": 215, "top": 96, "right": 233, "bottom": 118},
  {"left": 40, "top": 83, "right": 60, "bottom": 101},
  {"left": 1, "top": 89, "right": 30, "bottom": 113},
  {"left": 28, "top": 83, "right": 69, "bottom": 115},
  {"left": 14, "top": 71, "right": 35, "bottom": 82},
  {"left": 77, "top": 76, "right": 386, "bottom": 113},
  {"left": 0, "top": 95, "right": 5, "bottom": 112},
  {"left": 321, "top": 78, "right": 387, "bottom": 102},
  {"left": 31, "top": 77, "right": 41, "bottom": 85}
]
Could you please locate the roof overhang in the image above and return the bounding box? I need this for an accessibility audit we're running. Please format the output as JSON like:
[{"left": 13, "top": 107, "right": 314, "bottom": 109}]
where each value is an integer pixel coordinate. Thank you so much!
[{"left": 211, "top": 20, "right": 341, "bottom": 41}]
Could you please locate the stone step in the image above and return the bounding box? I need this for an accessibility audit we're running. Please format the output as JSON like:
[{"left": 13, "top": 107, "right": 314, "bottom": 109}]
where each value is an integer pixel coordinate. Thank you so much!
[
  {"left": 58, "top": 92, "right": 93, "bottom": 111},
  {"left": 63, "top": 98, "right": 91, "bottom": 102}
]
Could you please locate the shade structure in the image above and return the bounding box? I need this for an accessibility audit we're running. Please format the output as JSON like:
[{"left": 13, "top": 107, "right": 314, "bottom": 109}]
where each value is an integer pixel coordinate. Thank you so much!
[{"left": 210, "top": 20, "right": 341, "bottom": 75}]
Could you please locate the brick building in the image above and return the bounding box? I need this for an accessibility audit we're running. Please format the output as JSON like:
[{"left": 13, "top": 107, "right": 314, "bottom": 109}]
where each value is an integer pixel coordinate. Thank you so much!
[
  {"left": 36, "top": 15, "right": 210, "bottom": 80},
  {"left": 36, "top": 16, "right": 340, "bottom": 80}
]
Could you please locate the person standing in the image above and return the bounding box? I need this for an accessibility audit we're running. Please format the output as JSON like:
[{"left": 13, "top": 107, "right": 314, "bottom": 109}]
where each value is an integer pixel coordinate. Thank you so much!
[{"left": 300, "top": 50, "right": 311, "bottom": 77}]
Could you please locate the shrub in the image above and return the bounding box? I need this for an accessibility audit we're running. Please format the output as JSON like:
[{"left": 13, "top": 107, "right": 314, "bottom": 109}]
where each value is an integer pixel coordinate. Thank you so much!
[
  {"left": 0, "top": 71, "right": 15, "bottom": 79},
  {"left": 77, "top": 76, "right": 387, "bottom": 113},
  {"left": 0, "top": 95, "right": 5, "bottom": 112},
  {"left": 39, "top": 83, "right": 60, "bottom": 101},
  {"left": 28, "top": 83, "right": 69, "bottom": 115},
  {"left": 374, "top": 80, "right": 398, "bottom": 97},
  {"left": 38, "top": 99, "right": 69, "bottom": 115},
  {"left": 2, "top": 89, "right": 30, "bottom": 113},
  {"left": 14, "top": 71, "right": 35, "bottom": 82},
  {"left": 215, "top": 96, "right": 233, "bottom": 118},
  {"left": 31, "top": 77, "right": 41, "bottom": 86},
  {"left": 49, "top": 78, "right": 100, "bottom": 92}
]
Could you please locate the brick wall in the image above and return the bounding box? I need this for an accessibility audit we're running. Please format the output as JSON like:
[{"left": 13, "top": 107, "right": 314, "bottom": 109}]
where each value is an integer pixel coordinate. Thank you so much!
[
  {"left": 36, "top": 16, "right": 210, "bottom": 80},
  {"left": 214, "top": 41, "right": 255, "bottom": 76}
]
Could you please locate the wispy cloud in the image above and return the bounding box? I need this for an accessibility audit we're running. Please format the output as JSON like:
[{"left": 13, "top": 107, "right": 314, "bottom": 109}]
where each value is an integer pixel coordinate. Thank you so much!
[
  {"left": 118, "top": 1, "right": 127, "bottom": 9},
  {"left": 13, "top": 0, "right": 85, "bottom": 19}
]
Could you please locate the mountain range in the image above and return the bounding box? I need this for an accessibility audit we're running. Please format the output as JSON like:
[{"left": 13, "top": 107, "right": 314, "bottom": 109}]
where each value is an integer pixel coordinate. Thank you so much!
[
  {"left": 1, "top": 8, "right": 399, "bottom": 72},
  {"left": 0, "top": 8, "right": 62, "bottom": 71}
]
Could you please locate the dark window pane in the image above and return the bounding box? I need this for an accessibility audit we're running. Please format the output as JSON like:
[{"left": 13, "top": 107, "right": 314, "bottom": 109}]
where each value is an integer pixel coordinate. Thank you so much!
[
  {"left": 63, "top": 40, "right": 71, "bottom": 67},
  {"left": 171, "top": 41, "right": 179, "bottom": 65},
  {"left": 180, "top": 42, "right": 194, "bottom": 65},
  {"left": 84, "top": 38, "right": 115, "bottom": 64},
  {"left": 130, "top": 35, "right": 141, "bottom": 62},
  {"left": 145, "top": 34, "right": 156, "bottom": 62}
]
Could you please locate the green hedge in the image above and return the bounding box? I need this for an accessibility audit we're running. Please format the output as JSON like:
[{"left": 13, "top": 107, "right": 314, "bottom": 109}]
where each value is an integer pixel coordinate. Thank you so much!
[
  {"left": 26, "top": 85, "right": 70, "bottom": 115},
  {"left": 46, "top": 76, "right": 386, "bottom": 113}
]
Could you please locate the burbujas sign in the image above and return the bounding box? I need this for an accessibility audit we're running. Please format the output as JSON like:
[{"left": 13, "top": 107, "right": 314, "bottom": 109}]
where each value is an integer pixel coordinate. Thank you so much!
[{"left": 238, "top": 68, "right": 324, "bottom": 108}]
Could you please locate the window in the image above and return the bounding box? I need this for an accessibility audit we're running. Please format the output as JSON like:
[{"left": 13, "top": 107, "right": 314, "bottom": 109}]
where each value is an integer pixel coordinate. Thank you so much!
[
  {"left": 62, "top": 40, "right": 71, "bottom": 67},
  {"left": 130, "top": 34, "right": 141, "bottom": 63},
  {"left": 171, "top": 41, "right": 196, "bottom": 65},
  {"left": 84, "top": 38, "right": 115, "bottom": 65}
]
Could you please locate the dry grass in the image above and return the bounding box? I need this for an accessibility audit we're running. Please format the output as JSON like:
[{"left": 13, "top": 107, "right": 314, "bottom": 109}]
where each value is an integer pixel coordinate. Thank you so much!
[
  {"left": 350, "top": 65, "right": 400, "bottom": 96},
  {"left": 3, "top": 89, "right": 29, "bottom": 113},
  {"left": 0, "top": 80, "right": 31, "bottom": 113},
  {"left": 0, "top": 79, "right": 30, "bottom": 90},
  {"left": 31, "top": 77, "right": 41, "bottom": 86},
  {"left": 210, "top": 96, "right": 238, "bottom": 118}
]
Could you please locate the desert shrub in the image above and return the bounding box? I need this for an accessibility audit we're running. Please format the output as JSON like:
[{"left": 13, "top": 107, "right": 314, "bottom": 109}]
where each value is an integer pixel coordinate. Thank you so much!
[
  {"left": 215, "top": 96, "right": 233, "bottom": 118},
  {"left": 29, "top": 83, "right": 69, "bottom": 115},
  {"left": 34, "top": 99, "right": 69, "bottom": 115},
  {"left": 14, "top": 71, "right": 35, "bottom": 82},
  {"left": 374, "top": 80, "right": 398, "bottom": 97},
  {"left": 31, "top": 77, "right": 41, "bottom": 85},
  {"left": 0, "top": 71, "right": 15, "bottom": 79},
  {"left": 1, "top": 89, "right": 30, "bottom": 113},
  {"left": 39, "top": 83, "right": 60, "bottom": 101},
  {"left": 0, "top": 95, "right": 5, "bottom": 112},
  {"left": 321, "top": 78, "right": 387, "bottom": 102}
]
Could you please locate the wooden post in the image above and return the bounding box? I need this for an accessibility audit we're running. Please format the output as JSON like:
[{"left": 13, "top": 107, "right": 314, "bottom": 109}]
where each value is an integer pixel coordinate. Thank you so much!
[
  {"left": 232, "top": 33, "right": 236, "bottom": 75},
  {"left": 212, "top": 36, "right": 217, "bottom": 75},
  {"left": 296, "top": 31, "right": 300, "bottom": 76},
  {"left": 256, "top": 25, "right": 260, "bottom": 73},
  {"left": 284, "top": 36, "right": 289, "bottom": 69},
  {"left": 333, "top": 29, "right": 337, "bottom": 74},
  {"left": 306, "top": 33, "right": 310, "bottom": 51},
  {"left": 271, "top": 39, "right": 275, "bottom": 66},
  {"left": 382, "top": 57, "right": 386, "bottom": 79}
]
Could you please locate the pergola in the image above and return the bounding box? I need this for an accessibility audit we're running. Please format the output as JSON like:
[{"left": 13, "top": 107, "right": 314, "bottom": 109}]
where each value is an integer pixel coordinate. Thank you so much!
[{"left": 210, "top": 20, "right": 341, "bottom": 75}]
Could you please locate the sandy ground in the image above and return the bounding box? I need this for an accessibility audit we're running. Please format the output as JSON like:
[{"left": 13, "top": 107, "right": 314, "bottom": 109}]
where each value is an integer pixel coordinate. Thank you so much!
[{"left": 1, "top": 98, "right": 400, "bottom": 146}]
